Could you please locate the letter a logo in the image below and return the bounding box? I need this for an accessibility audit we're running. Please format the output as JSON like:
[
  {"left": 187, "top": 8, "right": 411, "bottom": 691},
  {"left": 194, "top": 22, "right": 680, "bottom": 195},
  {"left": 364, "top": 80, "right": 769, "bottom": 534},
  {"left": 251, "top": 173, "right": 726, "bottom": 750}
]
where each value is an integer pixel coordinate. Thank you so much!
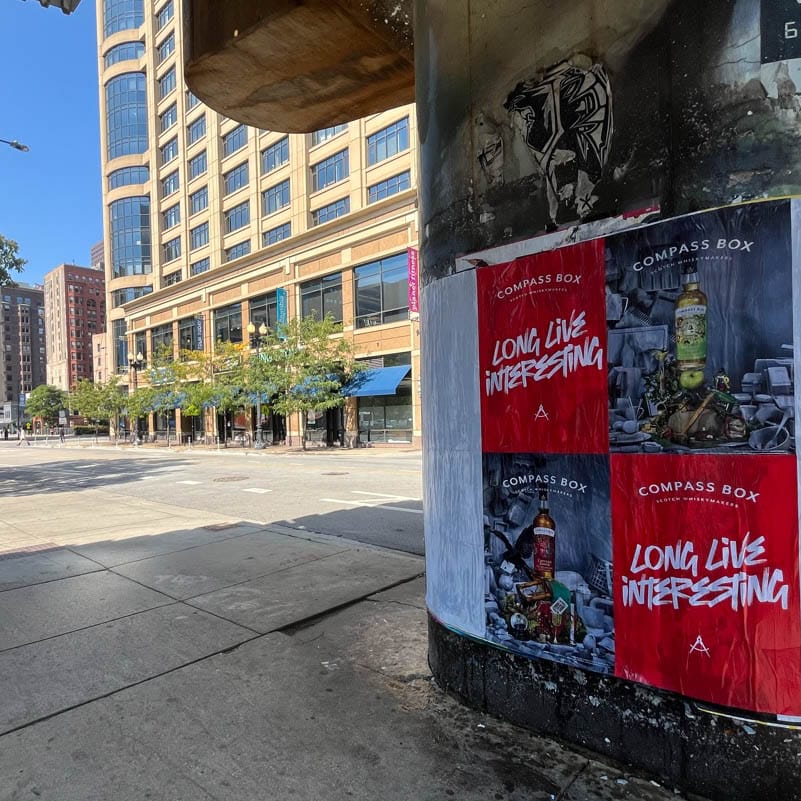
[
  {"left": 689, "top": 635, "right": 711, "bottom": 657},
  {"left": 534, "top": 404, "right": 550, "bottom": 421}
]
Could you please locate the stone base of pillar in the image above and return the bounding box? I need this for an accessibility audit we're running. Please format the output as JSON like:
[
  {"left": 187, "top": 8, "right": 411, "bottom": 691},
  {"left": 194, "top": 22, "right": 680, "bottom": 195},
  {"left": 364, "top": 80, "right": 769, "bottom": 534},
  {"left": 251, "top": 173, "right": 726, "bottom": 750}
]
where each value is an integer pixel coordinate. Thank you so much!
[{"left": 427, "top": 614, "right": 797, "bottom": 801}]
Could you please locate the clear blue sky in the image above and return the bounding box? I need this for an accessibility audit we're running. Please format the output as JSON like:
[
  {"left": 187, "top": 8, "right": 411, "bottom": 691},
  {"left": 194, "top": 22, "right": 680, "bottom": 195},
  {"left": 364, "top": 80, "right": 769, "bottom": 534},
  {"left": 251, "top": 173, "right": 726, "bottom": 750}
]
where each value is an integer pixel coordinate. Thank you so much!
[{"left": 0, "top": 0, "right": 102, "bottom": 285}]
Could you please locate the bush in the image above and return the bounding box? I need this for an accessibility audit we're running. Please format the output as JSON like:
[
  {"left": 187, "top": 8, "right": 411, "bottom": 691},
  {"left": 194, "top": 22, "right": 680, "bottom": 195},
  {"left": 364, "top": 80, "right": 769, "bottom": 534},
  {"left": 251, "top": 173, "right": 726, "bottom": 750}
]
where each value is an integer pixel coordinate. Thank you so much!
[{"left": 73, "top": 425, "right": 110, "bottom": 436}]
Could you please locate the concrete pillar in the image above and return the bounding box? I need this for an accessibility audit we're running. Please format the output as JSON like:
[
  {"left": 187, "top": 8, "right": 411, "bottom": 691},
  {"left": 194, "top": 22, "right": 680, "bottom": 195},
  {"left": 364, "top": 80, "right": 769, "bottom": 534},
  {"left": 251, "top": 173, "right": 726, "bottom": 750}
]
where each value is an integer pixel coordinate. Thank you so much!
[{"left": 416, "top": 2, "right": 801, "bottom": 799}]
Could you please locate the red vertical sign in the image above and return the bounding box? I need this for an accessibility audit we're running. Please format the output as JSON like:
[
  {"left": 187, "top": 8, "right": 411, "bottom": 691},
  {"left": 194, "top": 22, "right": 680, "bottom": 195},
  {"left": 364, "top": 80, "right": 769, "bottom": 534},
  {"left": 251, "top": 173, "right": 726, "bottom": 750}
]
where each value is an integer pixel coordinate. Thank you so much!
[
  {"left": 407, "top": 247, "right": 419, "bottom": 314},
  {"left": 612, "top": 454, "right": 801, "bottom": 715},
  {"left": 477, "top": 239, "right": 608, "bottom": 454}
]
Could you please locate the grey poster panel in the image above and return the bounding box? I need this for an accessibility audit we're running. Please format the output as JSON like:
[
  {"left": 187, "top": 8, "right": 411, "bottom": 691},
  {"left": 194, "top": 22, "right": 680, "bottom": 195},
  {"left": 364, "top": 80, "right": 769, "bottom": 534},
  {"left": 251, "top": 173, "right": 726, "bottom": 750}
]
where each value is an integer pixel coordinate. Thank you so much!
[
  {"left": 605, "top": 200, "right": 794, "bottom": 455},
  {"left": 483, "top": 453, "right": 613, "bottom": 674}
]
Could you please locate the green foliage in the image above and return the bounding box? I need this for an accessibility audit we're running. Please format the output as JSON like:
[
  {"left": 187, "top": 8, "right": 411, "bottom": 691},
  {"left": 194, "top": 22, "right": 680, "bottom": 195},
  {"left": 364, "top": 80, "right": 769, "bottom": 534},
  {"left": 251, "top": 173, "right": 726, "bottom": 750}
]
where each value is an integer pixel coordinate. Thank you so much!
[
  {"left": 74, "top": 425, "right": 110, "bottom": 436},
  {"left": 70, "top": 377, "right": 125, "bottom": 429},
  {"left": 0, "top": 234, "right": 26, "bottom": 286},
  {"left": 246, "top": 315, "right": 362, "bottom": 448},
  {"left": 25, "top": 384, "right": 67, "bottom": 424}
]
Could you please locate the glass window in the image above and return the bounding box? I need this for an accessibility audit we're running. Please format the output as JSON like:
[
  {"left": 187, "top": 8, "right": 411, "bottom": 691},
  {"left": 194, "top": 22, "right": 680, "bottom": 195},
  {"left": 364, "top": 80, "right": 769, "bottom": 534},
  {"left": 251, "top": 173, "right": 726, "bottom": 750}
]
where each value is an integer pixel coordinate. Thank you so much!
[
  {"left": 109, "top": 196, "right": 151, "bottom": 278},
  {"left": 189, "top": 186, "right": 208, "bottom": 215},
  {"left": 311, "top": 197, "right": 350, "bottom": 226},
  {"left": 311, "top": 124, "right": 347, "bottom": 146},
  {"left": 113, "top": 318, "right": 128, "bottom": 372},
  {"left": 262, "top": 179, "right": 290, "bottom": 215},
  {"left": 223, "top": 162, "right": 249, "bottom": 195},
  {"left": 162, "top": 271, "right": 182, "bottom": 288},
  {"left": 311, "top": 149, "right": 349, "bottom": 192},
  {"left": 222, "top": 124, "right": 247, "bottom": 157},
  {"left": 354, "top": 252, "right": 409, "bottom": 328},
  {"left": 105, "top": 73, "right": 147, "bottom": 160},
  {"left": 156, "top": 32, "right": 174, "bottom": 64},
  {"left": 162, "top": 203, "right": 180, "bottom": 230},
  {"left": 161, "top": 170, "right": 179, "bottom": 197},
  {"left": 249, "top": 292, "right": 277, "bottom": 330},
  {"left": 224, "top": 201, "right": 250, "bottom": 233},
  {"left": 224, "top": 241, "right": 251, "bottom": 262},
  {"left": 151, "top": 323, "right": 174, "bottom": 354},
  {"left": 261, "top": 136, "right": 289, "bottom": 173},
  {"left": 108, "top": 165, "right": 149, "bottom": 190},
  {"left": 188, "top": 150, "right": 207, "bottom": 180},
  {"left": 190, "top": 222, "right": 209, "bottom": 250},
  {"left": 179, "top": 316, "right": 203, "bottom": 350},
  {"left": 263, "top": 222, "right": 291, "bottom": 247},
  {"left": 160, "top": 136, "right": 178, "bottom": 165},
  {"left": 103, "top": 0, "right": 144, "bottom": 36},
  {"left": 367, "top": 170, "right": 411, "bottom": 204},
  {"left": 367, "top": 117, "right": 409, "bottom": 165},
  {"left": 190, "top": 257, "right": 210, "bottom": 276},
  {"left": 186, "top": 90, "right": 200, "bottom": 110},
  {"left": 156, "top": 0, "right": 173, "bottom": 31},
  {"left": 187, "top": 114, "right": 206, "bottom": 145},
  {"left": 300, "top": 273, "right": 342, "bottom": 323},
  {"left": 159, "top": 103, "right": 177, "bottom": 132},
  {"left": 104, "top": 41, "right": 144, "bottom": 67},
  {"left": 158, "top": 67, "right": 176, "bottom": 100},
  {"left": 214, "top": 303, "right": 242, "bottom": 343},
  {"left": 111, "top": 285, "right": 152, "bottom": 307},
  {"left": 162, "top": 235, "right": 181, "bottom": 262}
]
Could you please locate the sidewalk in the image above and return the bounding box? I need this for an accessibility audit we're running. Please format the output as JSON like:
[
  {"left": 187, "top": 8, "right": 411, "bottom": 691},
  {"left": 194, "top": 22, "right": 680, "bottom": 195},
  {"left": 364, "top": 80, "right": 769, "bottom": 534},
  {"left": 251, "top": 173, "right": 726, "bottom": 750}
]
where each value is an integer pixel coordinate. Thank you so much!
[{"left": 0, "top": 466, "right": 698, "bottom": 800}]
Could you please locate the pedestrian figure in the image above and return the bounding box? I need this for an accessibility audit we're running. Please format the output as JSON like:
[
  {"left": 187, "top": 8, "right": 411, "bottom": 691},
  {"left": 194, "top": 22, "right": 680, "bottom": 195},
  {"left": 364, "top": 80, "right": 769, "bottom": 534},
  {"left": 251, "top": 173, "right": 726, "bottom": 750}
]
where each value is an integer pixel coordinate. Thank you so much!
[
  {"left": 17, "top": 428, "right": 30, "bottom": 447},
  {"left": 59, "top": 426, "right": 65, "bottom": 443},
  {"left": 3, "top": 428, "right": 7, "bottom": 441}
]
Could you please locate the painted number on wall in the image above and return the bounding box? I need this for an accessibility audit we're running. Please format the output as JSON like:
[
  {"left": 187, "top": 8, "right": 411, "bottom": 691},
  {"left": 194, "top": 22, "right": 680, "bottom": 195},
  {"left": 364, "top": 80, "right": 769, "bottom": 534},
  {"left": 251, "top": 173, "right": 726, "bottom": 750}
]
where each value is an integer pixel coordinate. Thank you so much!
[{"left": 762, "top": 0, "right": 801, "bottom": 63}]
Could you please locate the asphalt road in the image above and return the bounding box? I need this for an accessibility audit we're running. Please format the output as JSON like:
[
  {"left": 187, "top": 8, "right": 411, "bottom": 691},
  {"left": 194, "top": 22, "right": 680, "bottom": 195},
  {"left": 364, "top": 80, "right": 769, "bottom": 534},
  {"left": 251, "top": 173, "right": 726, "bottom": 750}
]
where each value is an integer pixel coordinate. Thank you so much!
[{"left": 0, "top": 442, "right": 425, "bottom": 554}]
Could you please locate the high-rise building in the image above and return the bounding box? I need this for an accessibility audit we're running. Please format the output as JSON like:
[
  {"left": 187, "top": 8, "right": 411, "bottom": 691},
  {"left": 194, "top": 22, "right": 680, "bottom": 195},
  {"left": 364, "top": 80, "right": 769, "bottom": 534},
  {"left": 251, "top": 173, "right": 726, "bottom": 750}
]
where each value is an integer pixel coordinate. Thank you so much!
[
  {"left": 44, "top": 263, "right": 106, "bottom": 391},
  {"left": 0, "top": 284, "right": 46, "bottom": 431},
  {"left": 95, "top": 0, "right": 420, "bottom": 446},
  {"left": 90, "top": 240, "right": 105, "bottom": 271}
]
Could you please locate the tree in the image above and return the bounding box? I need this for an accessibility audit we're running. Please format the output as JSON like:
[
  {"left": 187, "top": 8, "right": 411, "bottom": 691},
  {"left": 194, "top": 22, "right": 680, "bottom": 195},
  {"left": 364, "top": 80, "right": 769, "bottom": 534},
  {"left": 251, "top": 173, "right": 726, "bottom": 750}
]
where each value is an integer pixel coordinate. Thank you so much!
[
  {"left": 70, "top": 377, "right": 126, "bottom": 440},
  {"left": 249, "top": 314, "right": 362, "bottom": 449},
  {"left": 0, "top": 234, "right": 26, "bottom": 286},
  {"left": 178, "top": 342, "right": 248, "bottom": 444},
  {"left": 143, "top": 344, "right": 189, "bottom": 446},
  {"left": 25, "top": 384, "right": 67, "bottom": 426}
]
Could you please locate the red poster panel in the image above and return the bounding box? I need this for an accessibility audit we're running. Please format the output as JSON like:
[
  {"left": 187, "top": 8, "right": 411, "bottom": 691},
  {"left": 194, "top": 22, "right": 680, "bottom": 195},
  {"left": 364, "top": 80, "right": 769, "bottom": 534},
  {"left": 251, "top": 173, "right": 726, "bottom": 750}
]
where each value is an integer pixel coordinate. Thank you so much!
[
  {"left": 612, "top": 454, "right": 801, "bottom": 715},
  {"left": 477, "top": 240, "right": 608, "bottom": 454}
]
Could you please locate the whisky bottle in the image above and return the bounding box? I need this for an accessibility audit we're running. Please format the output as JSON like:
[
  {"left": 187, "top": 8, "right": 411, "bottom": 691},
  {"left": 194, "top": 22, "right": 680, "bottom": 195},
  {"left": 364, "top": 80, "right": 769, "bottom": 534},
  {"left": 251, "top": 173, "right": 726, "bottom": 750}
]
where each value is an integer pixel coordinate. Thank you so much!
[
  {"left": 675, "top": 263, "right": 708, "bottom": 389},
  {"left": 532, "top": 489, "right": 556, "bottom": 580}
]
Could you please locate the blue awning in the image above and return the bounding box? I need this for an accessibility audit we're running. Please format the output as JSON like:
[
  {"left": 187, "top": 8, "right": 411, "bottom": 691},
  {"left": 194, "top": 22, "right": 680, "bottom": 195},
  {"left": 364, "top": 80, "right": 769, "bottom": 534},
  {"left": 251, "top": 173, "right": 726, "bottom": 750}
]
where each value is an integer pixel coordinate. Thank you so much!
[{"left": 342, "top": 365, "right": 411, "bottom": 397}]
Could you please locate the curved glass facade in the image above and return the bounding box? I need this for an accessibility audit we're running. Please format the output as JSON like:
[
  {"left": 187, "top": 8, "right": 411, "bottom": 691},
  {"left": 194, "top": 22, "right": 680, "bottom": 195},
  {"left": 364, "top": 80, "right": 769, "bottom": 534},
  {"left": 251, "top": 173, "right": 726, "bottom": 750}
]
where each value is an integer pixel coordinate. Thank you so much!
[
  {"left": 108, "top": 165, "right": 149, "bottom": 190},
  {"left": 103, "top": 0, "right": 144, "bottom": 37},
  {"left": 105, "top": 73, "right": 148, "bottom": 160},
  {"left": 104, "top": 41, "right": 145, "bottom": 68},
  {"left": 110, "top": 196, "right": 152, "bottom": 278}
]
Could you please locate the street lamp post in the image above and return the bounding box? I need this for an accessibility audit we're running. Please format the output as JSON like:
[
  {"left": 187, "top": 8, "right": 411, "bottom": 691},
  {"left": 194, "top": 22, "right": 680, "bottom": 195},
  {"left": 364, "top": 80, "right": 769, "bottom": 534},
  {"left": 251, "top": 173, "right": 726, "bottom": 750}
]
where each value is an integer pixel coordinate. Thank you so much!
[
  {"left": 0, "top": 138, "right": 29, "bottom": 152},
  {"left": 247, "top": 321, "right": 268, "bottom": 446},
  {"left": 128, "top": 350, "right": 144, "bottom": 443}
]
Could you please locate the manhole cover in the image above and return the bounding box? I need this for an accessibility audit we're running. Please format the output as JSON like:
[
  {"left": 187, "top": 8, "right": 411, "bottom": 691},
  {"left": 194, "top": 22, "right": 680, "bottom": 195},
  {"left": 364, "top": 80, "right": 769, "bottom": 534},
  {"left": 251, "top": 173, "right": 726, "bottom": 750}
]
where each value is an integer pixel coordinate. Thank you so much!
[
  {"left": 322, "top": 472, "right": 349, "bottom": 476},
  {"left": 213, "top": 475, "right": 248, "bottom": 483}
]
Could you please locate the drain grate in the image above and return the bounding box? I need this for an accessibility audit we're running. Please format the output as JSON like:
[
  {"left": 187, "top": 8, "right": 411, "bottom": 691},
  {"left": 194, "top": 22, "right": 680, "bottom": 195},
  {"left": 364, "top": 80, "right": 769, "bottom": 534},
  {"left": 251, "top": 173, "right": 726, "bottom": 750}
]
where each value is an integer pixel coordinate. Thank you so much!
[
  {"left": 213, "top": 475, "right": 248, "bottom": 483},
  {"left": 202, "top": 522, "right": 240, "bottom": 531},
  {"left": 321, "top": 472, "right": 349, "bottom": 476}
]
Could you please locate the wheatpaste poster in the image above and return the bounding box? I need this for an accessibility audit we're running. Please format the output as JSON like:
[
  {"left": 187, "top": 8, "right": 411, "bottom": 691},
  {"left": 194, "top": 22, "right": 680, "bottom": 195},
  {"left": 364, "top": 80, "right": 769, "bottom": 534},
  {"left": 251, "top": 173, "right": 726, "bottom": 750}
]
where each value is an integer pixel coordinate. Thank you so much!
[{"left": 476, "top": 199, "right": 801, "bottom": 718}]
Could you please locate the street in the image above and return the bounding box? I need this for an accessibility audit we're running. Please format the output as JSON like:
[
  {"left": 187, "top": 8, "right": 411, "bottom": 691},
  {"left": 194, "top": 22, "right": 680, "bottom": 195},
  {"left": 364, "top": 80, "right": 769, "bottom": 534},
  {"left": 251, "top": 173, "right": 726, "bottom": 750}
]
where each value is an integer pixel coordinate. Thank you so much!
[
  {"left": 0, "top": 442, "right": 424, "bottom": 554},
  {"left": 0, "top": 442, "right": 693, "bottom": 801}
]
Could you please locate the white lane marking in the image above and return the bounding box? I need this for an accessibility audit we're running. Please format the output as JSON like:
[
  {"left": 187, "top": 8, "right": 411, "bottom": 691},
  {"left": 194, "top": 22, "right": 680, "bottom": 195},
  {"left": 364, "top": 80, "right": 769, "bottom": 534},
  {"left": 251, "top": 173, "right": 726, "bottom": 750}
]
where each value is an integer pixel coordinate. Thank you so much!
[
  {"left": 74, "top": 464, "right": 102, "bottom": 469},
  {"left": 242, "top": 487, "right": 271, "bottom": 494},
  {"left": 351, "top": 490, "right": 418, "bottom": 501},
  {"left": 93, "top": 473, "right": 125, "bottom": 479},
  {"left": 177, "top": 480, "right": 201, "bottom": 485},
  {"left": 319, "top": 498, "right": 423, "bottom": 515}
]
